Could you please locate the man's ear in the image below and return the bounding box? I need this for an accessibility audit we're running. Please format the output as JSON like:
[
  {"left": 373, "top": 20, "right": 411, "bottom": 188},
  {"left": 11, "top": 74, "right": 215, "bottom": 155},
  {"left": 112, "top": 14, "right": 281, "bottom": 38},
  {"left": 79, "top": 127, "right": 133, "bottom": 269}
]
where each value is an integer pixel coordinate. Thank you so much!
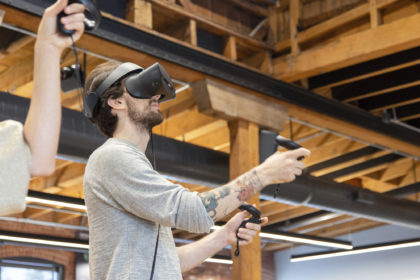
[{"left": 107, "top": 96, "right": 125, "bottom": 110}]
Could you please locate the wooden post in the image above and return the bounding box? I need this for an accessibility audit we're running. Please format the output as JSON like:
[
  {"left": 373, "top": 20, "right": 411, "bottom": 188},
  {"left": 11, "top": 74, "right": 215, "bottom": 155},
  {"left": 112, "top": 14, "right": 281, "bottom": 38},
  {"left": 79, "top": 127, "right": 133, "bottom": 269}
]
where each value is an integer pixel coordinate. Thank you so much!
[
  {"left": 224, "top": 36, "right": 237, "bottom": 61},
  {"left": 289, "top": 0, "right": 301, "bottom": 54},
  {"left": 229, "top": 119, "right": 262, "bottom": 280},
  {"left": 126, "top": 0, "right": 153, "bottom": 29},
  {"left": 189, "top": 19, "right": 197, "bottom": 46},
  {"left": 369, "top": 0, "right": 381, "bottom": 28}
]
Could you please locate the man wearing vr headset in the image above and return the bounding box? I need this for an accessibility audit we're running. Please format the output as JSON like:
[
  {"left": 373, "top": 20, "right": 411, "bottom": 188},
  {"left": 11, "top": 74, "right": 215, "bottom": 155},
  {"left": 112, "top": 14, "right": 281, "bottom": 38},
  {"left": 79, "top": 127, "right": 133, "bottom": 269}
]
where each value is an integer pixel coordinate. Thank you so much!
[
  {"left": 83, "top": 60, "right": 310, "bottom": 279},
  {"left": 0, "top": 0, "right": 85, "bottom": 216}
]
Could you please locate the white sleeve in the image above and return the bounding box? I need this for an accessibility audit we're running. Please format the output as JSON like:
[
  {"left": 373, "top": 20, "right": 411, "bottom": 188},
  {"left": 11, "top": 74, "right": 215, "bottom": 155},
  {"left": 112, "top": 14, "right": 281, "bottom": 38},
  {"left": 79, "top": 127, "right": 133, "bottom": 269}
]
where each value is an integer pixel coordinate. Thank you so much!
[{"left": 0, "top": 120, "right": 31, "bottom": 216}]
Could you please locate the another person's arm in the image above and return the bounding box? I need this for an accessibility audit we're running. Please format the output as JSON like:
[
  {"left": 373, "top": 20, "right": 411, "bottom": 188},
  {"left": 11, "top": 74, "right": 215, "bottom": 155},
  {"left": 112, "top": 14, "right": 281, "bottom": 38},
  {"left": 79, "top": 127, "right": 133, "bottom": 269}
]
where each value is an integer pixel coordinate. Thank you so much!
[
  {"left": 198, "top": 148, "right": 310, "bottom": 221},
  {"left": 23, "top": 0, "right": 85, "bottom": 176},
  {"left": 177, "top": 210, "right": 268, "bottom": 272}
]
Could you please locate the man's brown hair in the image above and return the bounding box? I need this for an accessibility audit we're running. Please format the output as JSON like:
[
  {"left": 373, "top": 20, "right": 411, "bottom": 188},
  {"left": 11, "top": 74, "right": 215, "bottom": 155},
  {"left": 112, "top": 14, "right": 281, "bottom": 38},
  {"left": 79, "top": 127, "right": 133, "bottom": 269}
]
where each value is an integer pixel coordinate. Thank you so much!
[{"left": 84, "top": 61, "right": 123, "bottom": 137}]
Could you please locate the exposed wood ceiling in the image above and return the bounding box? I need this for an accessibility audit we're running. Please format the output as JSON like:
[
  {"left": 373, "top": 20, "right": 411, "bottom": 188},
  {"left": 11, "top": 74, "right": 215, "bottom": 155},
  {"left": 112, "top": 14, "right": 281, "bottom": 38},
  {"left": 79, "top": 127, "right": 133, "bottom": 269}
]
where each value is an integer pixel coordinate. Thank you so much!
[{"left": 0, "top": 0, "right": 419, "bottom": 257}]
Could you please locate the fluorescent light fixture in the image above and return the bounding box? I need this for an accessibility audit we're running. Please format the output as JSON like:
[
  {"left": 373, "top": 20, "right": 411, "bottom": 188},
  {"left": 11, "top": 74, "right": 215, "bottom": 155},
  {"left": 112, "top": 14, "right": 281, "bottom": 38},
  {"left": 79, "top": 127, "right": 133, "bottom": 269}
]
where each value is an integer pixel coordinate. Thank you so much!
[
  {"left": 291, "top": 238, "right": 420, "bottom": 262},
  {"left": 0, "top": 231, "right": 89, "bottom": 253},
  {"left": 25, "top": 197, "right": 87, "bottom": 211},
  {"left": 205, "top": 258, "right": 233, "bottom": 265},
  {"left": 211, "top": 226, "right": 352, "bottom": 250}
]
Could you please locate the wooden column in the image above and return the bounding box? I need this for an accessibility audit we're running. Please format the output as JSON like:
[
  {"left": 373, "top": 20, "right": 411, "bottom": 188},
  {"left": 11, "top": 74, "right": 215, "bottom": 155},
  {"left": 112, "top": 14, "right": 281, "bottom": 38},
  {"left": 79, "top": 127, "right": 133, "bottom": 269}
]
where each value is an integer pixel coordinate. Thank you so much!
[
  {"left": 229, "top": 119, "right": 262, "bottom": 280},
  {"left": 289, "top": 0, "right": 301, "bottom": 54},
  {"left": 224, "top": 36, "right": 237, "bottom": 60},
  {"left": 189, "top": 19, "right": 197, "bottom": 46},
  {"left": 369, "top": 0, "right": 381, "bottom": 28},
  {"left": 126, "top": 0, "right": 153, "bottom": 28}
]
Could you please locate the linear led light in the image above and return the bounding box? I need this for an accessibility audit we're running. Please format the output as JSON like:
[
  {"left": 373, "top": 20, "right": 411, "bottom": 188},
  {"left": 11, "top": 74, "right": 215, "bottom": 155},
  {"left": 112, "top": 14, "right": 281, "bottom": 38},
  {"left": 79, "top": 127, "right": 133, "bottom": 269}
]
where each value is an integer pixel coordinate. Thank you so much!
[
  {"left": 25, "top": 197, "right": 87, "bottom": 211},
  {"left": 291, "top": 238, "right": 420, "bottom": 262},
  {"left": 205, "top": 258, "right": 233, "bottom": 265},
  {"left": 0, "top": 231, "right": 89, "bottom": 253},
  {"left": 211, "top": 226, "right": 352, "bottom": 250}
]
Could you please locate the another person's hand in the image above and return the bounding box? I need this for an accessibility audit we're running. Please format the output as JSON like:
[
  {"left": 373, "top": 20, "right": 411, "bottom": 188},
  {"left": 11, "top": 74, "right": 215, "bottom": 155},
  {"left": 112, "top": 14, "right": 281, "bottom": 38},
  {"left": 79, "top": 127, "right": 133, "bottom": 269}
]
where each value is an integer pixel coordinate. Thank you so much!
[
  {"left": 222, "top": 210, "right": 268, "bottom": 246},
  {"left": 256, "top": 148, "right": 311, "bottom": 186},
  {"left": 36, "top": 0, "right": 85, "bottom": 53}
]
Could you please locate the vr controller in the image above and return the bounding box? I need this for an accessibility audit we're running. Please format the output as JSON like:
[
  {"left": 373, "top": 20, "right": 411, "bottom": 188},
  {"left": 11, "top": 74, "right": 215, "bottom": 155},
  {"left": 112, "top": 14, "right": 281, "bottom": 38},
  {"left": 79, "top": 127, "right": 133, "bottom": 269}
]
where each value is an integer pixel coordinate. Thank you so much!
[
  {"left": 275, "top": 135, "right": 304, "bottom": 160},
  {"left": 57, "top": 0, "right": 101, "bottom": 36},
  {"left": 234, "top": 203, "right": 261, "bottom": 256}
]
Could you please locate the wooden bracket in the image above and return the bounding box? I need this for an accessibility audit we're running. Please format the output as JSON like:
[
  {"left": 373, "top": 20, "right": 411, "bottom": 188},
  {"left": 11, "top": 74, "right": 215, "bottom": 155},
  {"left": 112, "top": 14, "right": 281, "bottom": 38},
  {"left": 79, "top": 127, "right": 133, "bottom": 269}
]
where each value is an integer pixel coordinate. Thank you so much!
[{"left": 192, "top": 79, "right": 288, "bottom": 131}]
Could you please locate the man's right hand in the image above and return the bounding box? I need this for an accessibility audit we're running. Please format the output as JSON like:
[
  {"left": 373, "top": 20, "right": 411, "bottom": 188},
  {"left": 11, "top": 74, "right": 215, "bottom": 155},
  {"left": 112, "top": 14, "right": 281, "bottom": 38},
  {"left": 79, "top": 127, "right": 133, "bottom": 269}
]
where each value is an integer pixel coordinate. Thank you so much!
[
  {"left": 36, "top": 0, "right": 85, "bottom": 54},
  {"left": 256, "top": 148, "right": 311, "bottom": 186}
]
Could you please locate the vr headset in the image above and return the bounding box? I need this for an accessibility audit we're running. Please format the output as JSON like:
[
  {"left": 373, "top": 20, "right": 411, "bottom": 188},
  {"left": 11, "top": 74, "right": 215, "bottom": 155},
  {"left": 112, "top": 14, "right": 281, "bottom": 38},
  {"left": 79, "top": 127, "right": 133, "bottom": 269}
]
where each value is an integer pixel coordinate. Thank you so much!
[{"left": 83, "top": 62, "right": 176, "bottom": 120}]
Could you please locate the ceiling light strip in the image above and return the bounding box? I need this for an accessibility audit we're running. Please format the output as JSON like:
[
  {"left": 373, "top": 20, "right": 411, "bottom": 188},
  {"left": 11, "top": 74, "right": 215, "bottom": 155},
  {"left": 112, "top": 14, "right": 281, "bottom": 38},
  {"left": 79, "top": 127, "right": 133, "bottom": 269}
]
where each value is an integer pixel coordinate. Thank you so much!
[
  {"left": 0, "top": 235, "right": 89, "bottom": 250},
  {"left": 291, "top": 238, "right": 420, "bottom": 262},
  {"left": 205, "top": 258, "right": 233, "bottom": 265},
  {"left": 211, "top": 226, "right": 352, "bottom": 250},
  {"left": 25, "top": 197, "right": 87, "bottom": 211}
]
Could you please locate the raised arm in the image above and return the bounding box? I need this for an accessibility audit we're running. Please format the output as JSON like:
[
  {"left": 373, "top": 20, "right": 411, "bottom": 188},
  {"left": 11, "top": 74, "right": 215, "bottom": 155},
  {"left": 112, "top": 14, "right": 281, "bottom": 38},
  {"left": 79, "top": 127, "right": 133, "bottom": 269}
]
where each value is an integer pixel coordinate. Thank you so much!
[
  {"left": 177, "top": 210, "right": 268, "bottom": 272},
  {"left": 198, "top": 148, "right": 310, "bottom": 221},
  {"left": 23, "top": 0, "right": 85, "bottom": 176}
]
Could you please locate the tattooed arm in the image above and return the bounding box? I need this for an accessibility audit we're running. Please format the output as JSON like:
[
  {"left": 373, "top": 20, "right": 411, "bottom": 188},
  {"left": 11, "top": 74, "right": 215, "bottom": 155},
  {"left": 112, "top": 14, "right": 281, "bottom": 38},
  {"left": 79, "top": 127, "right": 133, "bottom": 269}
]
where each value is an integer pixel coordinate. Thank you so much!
[{"left": 198, "top": 148, "right": 310, "bottom": 221}]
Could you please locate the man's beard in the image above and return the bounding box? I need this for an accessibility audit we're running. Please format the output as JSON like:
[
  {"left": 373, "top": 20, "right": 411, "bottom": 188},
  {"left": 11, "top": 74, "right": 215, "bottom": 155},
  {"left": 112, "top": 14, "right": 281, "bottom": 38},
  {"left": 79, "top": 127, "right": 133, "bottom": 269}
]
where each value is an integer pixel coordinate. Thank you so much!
[{"left": 127, "top": 98, "right": 164, "bottom": 133}]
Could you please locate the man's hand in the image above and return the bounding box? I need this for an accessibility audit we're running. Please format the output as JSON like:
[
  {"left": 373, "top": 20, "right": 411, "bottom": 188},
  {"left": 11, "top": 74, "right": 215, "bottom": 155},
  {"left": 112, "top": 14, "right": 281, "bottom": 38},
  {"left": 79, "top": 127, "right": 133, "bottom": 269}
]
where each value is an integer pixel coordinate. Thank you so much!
[
  {"left": 222, "top": 210, "right": 268, "bottom": 246},
  {"left": 36, "top": 0, "right": 85, "bottom": 53},
  {"left": 256, "top": 148, "right": 311, "bottom": 186}
]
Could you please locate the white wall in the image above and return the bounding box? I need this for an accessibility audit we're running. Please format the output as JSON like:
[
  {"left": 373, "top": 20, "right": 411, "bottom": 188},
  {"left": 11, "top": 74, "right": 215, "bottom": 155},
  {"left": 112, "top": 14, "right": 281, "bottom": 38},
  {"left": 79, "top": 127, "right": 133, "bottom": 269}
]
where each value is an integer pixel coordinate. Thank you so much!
[{"left": 274, "top": 225, "right": 420, "bottom": 280}]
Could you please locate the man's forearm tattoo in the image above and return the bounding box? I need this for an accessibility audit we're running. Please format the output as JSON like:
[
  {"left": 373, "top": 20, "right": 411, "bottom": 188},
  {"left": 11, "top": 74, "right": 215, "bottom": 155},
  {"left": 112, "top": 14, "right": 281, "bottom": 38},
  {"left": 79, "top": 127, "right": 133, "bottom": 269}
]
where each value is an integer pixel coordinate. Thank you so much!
[
  {"left": 235, "top": 170, "right": 262, "bottom": 202},
  {"left": 198, "top": 186, "right": 232, "bottom": 218}
]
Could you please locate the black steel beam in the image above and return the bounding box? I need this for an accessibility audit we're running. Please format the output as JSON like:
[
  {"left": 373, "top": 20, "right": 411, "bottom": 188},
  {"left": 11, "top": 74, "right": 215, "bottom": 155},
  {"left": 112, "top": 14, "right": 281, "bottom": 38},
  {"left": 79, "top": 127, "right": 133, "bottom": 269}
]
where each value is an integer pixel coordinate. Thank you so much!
[
  {"left": 0, "top": 92, "right": 229, "bottom": 186},
  {"left": 307, "top": 146, "right": 381, "bottom": 173},
  {"left": 261, "top": 175, "right": 420, "bottom": 230},
  {"left": 1, "top": 0, "right": 420, "bottom": 148},
  {"left": 332, "top": 64, "right": 420, "bottom": 101},
  {"left": 358, "top": 85, "right": 420, "bottom": 111},
  {"left": 308, "top": 46, "right": 420, "bottom": 90},
  {"left": 319, "top": 153, "right": 403, "bottom": 180}
]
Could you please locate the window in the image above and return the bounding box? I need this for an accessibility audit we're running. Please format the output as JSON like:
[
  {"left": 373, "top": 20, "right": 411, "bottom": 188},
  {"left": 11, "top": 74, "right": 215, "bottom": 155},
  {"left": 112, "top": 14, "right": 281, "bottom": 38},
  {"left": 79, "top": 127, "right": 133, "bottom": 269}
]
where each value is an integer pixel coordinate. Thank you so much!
[{"left": 0, "top": 257, "right": 63, "bottom": 280}]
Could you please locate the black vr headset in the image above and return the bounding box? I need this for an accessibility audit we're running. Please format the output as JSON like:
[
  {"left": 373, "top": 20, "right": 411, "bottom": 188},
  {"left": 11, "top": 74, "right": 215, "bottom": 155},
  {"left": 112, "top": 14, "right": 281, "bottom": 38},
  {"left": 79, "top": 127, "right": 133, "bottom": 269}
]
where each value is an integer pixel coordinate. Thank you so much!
[{"left": 83, "top": 62, "right": 176, "bottom": 120}]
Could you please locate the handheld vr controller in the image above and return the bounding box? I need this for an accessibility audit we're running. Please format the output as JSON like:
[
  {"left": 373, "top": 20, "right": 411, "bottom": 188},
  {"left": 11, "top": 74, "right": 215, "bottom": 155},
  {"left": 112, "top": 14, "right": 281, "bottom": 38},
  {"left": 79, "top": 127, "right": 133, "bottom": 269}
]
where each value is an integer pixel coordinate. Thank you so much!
[
  {"left": 234, "top": 203, "right": 261, "bottom": 256},
  {"left": 57, "top": 0, "right": 101, "bottom": 36},
  {"left": 275, "top": 135, "right": 304, "bottom": 160}
]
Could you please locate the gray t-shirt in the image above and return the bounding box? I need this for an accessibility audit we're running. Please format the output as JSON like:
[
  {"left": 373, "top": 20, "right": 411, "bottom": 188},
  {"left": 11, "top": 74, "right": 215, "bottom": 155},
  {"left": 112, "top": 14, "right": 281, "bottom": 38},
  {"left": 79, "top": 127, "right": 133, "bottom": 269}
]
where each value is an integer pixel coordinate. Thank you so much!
[{"left": 84, "top": 138, "right": 214, "bottom": 280}]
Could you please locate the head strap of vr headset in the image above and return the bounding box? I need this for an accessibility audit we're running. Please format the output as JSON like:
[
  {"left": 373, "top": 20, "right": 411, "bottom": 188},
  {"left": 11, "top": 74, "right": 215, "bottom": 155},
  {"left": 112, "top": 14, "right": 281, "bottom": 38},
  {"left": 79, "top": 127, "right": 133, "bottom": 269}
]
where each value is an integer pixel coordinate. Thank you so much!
[{"left": 83, "top": 62, "right": 143, "bottom": 119}]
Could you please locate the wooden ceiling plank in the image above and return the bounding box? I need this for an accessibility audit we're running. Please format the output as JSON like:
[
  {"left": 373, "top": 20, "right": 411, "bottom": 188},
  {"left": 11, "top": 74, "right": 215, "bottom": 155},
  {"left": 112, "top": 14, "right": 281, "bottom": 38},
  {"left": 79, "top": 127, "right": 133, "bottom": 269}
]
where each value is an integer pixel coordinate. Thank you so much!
[
  {"left": 398, "top": 161, "right": 420, "bottom": 187},
  {"left": 153, "top": 106, "right": 216, "bottom": 138},
  {"left": 311, "top": 149, "right": 390, "bottom": 177},
  {"left": 313, "top": 59, "right": 420, "bottom": 92},
  {"left": 188, "top": 125, "right": 230, "bottom": 150},
  {"left": 379, "top": 157, "right": 413, "bottom": 182},
  {"left": 174, "top": 119, "right": 227, "bottom": 142},
  {"left": 369, "top": 96, "right": 420, "bottom": 114},
  {"left": 360, "top": 175, "right": 397, "bottom": 192},
  {"left": 400, "top": 113, "right": 420, "bottom": 122},
  {"left": 274, "top": 12, "right": 420, "bottom": 81},
  {"left": 305, "top": 139, "right": 366, "bottom": 166},
  {"left": 343, "top": 80, "right": 420, "bottom": 103},
  {"left": 265, "top": 206, "right": 319, "bottom": 226}
]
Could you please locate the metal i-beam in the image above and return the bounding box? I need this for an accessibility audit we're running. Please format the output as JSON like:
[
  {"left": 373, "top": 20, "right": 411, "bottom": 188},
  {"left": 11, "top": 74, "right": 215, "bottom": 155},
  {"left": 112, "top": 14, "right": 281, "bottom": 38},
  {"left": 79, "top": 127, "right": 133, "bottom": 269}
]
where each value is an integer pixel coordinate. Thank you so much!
[{"left": 0, "top": 92, "right": 229, "bottom": 186}]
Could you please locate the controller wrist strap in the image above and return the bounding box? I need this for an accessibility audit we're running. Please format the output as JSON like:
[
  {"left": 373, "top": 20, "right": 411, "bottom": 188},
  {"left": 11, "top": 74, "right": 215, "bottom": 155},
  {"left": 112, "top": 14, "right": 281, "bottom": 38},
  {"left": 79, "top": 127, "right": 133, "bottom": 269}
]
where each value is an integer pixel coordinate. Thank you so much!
[{"left": 234, "top": 229, "right": 240, "bottom": 256}]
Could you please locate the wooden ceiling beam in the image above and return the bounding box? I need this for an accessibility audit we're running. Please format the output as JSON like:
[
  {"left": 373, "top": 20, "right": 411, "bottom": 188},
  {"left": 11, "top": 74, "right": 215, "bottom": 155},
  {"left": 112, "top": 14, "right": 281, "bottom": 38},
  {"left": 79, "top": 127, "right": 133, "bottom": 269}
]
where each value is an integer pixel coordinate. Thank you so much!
[
  {"left": 265, "top": 206, "right": 319, "bottom": 226},
  {"left": 2, "top": 4, "right": 419, "bottom": 159},
  {"left": 274, "top": 12, "right": 420, "bottom": 82}
]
